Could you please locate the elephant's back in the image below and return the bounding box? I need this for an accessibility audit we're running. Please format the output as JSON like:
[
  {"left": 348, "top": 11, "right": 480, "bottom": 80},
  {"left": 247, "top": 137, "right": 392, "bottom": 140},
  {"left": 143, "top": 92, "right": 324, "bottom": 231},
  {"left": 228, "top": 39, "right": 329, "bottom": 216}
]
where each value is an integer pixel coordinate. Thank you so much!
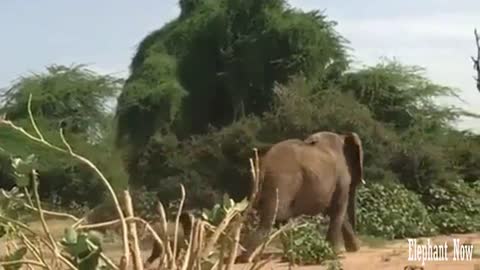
[
  {"left": 260, "top": 139, "right": 306, "bottom": 191},
  {"left": 262, "top": 139, "right": 305, "bottom": 170}
]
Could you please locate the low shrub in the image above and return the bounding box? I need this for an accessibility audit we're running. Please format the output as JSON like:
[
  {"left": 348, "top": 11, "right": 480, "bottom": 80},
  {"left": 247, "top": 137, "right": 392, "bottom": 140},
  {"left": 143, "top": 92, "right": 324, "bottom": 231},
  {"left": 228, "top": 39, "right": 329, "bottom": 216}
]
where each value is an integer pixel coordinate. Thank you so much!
[
  {"left": 281, "top": 216, "right": 337, "bottom": 265},
  {"left": 357, "top": 182, "right": 437, "bottom": 239},
  {"left": 423, "top": 180, "right": 480, "bottom": 233}
]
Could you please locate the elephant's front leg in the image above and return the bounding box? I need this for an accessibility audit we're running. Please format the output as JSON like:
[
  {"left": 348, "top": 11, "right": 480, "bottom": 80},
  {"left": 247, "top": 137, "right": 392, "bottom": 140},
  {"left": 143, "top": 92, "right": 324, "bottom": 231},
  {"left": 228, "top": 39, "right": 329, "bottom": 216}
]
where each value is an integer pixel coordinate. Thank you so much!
[{"left": 326, "top": 187, "right": 348, "bottom": 253}]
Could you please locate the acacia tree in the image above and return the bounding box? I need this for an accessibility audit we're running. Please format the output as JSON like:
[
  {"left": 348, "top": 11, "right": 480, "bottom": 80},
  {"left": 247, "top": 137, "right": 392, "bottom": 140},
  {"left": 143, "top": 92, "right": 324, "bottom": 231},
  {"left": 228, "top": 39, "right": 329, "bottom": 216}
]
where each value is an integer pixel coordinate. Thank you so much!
[
  {"left": 339, "top": 60, "right": 469, "bottom": 131},
  {"left": 1, "top": 64, "right": 122, "bottom": 143},
  {"left": 0, "top": 64, "right": 125, "bottom": 208}
]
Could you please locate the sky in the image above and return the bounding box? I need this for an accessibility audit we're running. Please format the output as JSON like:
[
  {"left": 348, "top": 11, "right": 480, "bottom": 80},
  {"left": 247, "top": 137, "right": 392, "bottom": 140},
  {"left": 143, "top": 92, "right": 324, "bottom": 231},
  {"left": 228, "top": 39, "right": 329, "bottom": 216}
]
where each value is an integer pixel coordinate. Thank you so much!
[{"left": 1, "top": 0, "right": 479, "bottom": 132}]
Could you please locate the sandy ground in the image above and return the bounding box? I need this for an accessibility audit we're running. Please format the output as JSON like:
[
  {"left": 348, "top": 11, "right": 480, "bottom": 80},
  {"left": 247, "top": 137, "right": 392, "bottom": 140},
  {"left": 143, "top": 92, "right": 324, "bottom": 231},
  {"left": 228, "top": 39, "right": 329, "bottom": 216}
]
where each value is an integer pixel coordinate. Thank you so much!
[
  {"left": 1, "top": 218, "right": 480, "bottom": 269},
  {"left": 234, "top": 233, "right": 480, "bottom": 270}
]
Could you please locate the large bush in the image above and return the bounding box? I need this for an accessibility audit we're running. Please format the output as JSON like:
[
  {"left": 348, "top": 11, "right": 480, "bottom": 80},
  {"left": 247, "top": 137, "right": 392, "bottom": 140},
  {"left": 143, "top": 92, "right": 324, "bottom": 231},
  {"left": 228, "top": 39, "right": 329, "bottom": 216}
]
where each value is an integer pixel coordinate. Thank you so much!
[
  {"left": 281, "top": 216, "right": 337, "bottom": 266},
  {"left": 422, "top": 180, "right": 480, "bottom": 233},
  {"left": 357, "top": 182, "right": 437, "bottom": 239},
  {"left": 116, "top": 0, "right": 349, "bottom": 147}
]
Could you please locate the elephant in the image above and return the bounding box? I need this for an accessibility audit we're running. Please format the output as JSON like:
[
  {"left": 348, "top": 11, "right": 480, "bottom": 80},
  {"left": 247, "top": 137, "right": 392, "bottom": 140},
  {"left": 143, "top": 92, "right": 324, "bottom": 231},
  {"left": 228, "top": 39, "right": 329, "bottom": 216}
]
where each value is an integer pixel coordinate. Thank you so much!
[{"left": 237, "top": 131, "right": 365, "bottom": 262}]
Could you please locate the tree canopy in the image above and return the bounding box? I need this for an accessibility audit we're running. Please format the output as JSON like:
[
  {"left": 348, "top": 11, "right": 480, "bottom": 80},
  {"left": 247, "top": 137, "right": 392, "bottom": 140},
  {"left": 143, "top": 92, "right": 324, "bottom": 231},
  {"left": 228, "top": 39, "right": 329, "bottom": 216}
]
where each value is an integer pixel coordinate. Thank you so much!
[
  {"left": 116, "top": 0, "right": 349, "bottom": 149},
  {"left": 0, "top": 65, "right": 127, "bottom": 209}
]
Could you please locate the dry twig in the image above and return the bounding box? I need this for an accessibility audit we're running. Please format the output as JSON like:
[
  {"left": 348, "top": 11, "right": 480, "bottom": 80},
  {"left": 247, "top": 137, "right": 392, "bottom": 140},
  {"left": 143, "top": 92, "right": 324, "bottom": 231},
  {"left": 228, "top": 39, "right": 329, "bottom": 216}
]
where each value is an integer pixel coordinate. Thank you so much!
[
  {"left": 0, "top": 96, "right": 281, "bottom": 270},
  {"left": 472, "top": 28, "right": 480, "bottom": 92},
  {"left": 124, "top": 190, "right": 144, "bottom": 270}
]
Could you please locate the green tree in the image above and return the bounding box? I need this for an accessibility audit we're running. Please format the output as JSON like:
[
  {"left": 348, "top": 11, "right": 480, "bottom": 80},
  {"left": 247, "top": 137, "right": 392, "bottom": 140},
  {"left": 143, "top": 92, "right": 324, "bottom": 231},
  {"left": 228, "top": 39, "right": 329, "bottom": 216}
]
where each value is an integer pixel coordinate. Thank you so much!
[
  {"left": 0, "top": 65, "right": 126, "bottom": 209},
  {"left": 115, "top": 0, "right": 349, "bottom": 149},
  {"left": 115, "top": 0, "right": 351, "bottom": 192},
  {"left": 339, "top": 60, "right": 467, "bottom": 131},
  {"left": 1, "top": 64, "right": 122, "bottom": 142}
]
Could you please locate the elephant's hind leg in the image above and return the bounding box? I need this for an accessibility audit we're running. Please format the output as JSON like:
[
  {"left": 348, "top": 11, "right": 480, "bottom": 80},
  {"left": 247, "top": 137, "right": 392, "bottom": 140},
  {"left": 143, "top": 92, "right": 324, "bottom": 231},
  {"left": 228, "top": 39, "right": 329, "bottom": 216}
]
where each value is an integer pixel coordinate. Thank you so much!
[
  {"left": 341, "top": 219, "right": 360, "bottom": 252},
  {"left": 144, "top": 240, "right": 162, "bottom": 269},
  {"left": 237, "top": 184, "right": 294, "bottom": 263},
  {"left": 326, "top": 185, "right": 349, "bottom": 253}
]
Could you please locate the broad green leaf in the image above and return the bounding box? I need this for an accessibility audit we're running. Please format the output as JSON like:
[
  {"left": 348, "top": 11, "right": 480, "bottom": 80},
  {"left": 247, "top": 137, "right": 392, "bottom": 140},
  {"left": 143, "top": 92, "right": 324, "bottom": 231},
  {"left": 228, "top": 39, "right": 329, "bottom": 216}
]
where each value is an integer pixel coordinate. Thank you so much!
[
  {"left": 64, "top": 227, "right": 78, "bottom": 245},
  {"left": 233, "top": 199, "right": 248, "bottom": 212},
  {"left": 87, "top": 230, "right": 103, "bottom": 248}
]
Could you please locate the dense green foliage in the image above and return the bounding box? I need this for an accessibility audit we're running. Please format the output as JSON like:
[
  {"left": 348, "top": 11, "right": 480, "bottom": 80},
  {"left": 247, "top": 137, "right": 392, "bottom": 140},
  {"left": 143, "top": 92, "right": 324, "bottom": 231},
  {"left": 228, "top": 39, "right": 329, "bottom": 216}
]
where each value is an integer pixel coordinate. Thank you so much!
[
  {"left": 423, "top": 181, "right": 480, "bottom": 233},
  {"left": 281, "top": 216, "right": 337, "bottom": 265},
  {"left": 0, "top": 65, "right": 127, "bottom": 210},
  {"left": 357, "top": 182, "right": 437, "bottom": 239}
]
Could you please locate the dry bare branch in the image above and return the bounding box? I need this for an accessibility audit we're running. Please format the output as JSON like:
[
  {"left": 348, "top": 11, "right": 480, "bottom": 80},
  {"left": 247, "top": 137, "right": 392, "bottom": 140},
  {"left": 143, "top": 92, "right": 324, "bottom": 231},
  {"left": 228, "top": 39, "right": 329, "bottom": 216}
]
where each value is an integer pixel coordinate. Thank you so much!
[
  {"left": 173, "top": 184, "right": 187, "bottom": 264},
  {"left": 0, "top": 189, "right": 79, "bottom": 221},
  {"left": 472, "top": 28, "right": 480, "bottom": 92},
  {"left": 157, "top": 201, "right": 175, "bottom": 266},
  {"left": 18, "top": 230, "right": 51, "bottom": 270},
  {"left": 30, "top": 170, "right": 59, "bottom": 256},
  {"left": 27, "top": 93, "right": 45, "bottom": 141},
  {"left": 0, "top": 93, "right": 130, "bottom": 267},
  {"left": 0, "top": 259, "right": 47, "bottom": 268},
  {"left": 124, "top": 190, "right": 144, "bottom": 270},
  {"left": 28, "top": 170, "right": 79, "bottom": 270},
  {"left": 225, "top": 222, "right": 243, "bottom": 270},
  {"left": 0, "top": 99, "right": 281, "bottom": 270},
  {"left": 180, "top": 214, "right": 196, "bottom": 270}
]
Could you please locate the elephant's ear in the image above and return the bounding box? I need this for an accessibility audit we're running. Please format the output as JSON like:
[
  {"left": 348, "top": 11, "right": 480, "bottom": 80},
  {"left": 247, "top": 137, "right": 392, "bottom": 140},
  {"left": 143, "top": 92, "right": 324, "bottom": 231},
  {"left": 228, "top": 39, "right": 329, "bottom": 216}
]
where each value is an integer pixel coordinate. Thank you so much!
[{"left": 343, "top": 132, "right": 364, "bottom": 185}]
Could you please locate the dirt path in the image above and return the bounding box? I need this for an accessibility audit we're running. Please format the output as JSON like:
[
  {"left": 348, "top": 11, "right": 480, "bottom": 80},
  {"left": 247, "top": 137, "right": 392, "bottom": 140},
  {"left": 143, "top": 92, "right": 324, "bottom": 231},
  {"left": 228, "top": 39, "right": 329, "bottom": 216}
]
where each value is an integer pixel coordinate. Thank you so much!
[
  {"left": 234, "top": 233, "right": 480, "bottom": 269},
  {"left": 2, "top": 218, "right": 480, "bottom": 269}
]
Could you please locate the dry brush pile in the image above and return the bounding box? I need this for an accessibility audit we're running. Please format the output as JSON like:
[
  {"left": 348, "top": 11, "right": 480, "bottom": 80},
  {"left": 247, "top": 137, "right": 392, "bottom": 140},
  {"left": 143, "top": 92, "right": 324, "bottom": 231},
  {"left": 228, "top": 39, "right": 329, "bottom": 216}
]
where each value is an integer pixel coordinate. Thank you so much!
[{"left": 0, "top": 94, "right": 292, "bottom": 270}]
